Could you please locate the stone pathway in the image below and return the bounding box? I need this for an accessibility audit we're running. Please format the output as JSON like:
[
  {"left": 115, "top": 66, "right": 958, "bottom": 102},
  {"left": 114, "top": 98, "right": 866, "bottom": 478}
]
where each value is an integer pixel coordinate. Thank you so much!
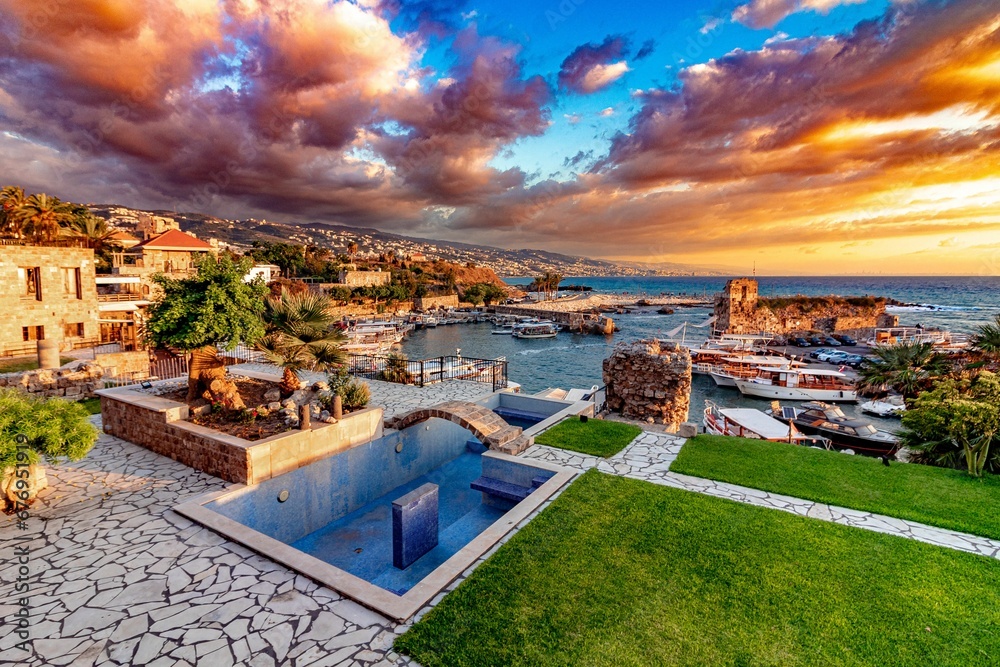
[
  {"left": 521, "top": 432, "right": 1000, "bottom": 560},
  {"left": 229, "top": 363, "right": 494, "bottom": 420}
]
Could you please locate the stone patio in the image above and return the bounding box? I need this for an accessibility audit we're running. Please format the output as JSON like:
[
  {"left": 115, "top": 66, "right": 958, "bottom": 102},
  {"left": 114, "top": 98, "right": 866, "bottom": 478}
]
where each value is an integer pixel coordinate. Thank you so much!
[{"left": 4, "top": 413, "right": 1000, "bottom": 666}]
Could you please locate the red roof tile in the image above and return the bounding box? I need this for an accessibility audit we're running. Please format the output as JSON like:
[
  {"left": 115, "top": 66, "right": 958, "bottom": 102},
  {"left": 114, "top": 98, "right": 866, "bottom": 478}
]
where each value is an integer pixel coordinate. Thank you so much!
[{"left": 136, "top": 229, "right": 213, "bottom": 251}]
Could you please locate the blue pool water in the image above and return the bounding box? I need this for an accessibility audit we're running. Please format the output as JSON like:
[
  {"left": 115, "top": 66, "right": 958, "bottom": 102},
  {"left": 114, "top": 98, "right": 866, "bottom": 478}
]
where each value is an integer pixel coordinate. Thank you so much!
[
  {"left": 290, "top": 448, "right": 503, "bottom": 595},
  {"left": 493, "top": 407, "right": 547, "bottom": 430}
]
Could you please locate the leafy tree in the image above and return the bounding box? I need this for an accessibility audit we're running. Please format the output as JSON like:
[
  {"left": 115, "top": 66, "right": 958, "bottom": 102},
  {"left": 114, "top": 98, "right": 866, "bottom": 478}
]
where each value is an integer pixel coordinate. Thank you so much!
[
  {"left": 14, "top": 193, "right": 76, "bottom": 243},
  {"left": 856, "top": 342, "right": 951, "bottom": 400},
  {"left": 247, "top": 241, "right": 306, "bottom": 277},
  {"left": 347, "top": 241, "right": 359, "bottom": 258},
  {"left": 462, "top": 285, "right": 485, "bottom": 306},
  {"left": 257, "top": 290, "right": 347, "bottom": 393},
  {"left": 327, "top": 285, "right": 353, "bottom": 304},
  {"left": 972, "top": 315, "right": 1000, "bottom": 362},
  {"left": 462, "top": 282, "right": 507, "bottom": 306},
  {"left": 145, "top": 255, "right": 268, "bottom": 399},
  {"left": 901, "top": 372, "right": 1000, "bottom": 477},
  {"left": 0, "top": 185, "right": 27, "bottom": 238}
]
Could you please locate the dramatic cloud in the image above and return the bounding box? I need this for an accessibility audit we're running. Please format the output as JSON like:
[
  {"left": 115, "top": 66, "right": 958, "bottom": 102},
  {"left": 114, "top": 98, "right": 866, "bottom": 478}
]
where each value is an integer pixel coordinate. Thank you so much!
[
  {"left": 733, "top": 0, "right": 869, "bottom": 30},
  {"left": 558, "top": 35, "right": 631, "bottom": 94}
]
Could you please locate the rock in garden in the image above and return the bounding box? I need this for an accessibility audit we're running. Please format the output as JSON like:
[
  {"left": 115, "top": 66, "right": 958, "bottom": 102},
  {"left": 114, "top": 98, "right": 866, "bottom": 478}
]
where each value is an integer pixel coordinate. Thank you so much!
[{"left": 264, "top": 388, "right": 281, "bottom": 402}]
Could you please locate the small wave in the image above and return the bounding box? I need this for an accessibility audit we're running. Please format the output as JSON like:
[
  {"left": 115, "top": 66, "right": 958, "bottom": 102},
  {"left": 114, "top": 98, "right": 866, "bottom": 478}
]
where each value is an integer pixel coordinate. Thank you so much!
[
  {"left": 515, "top": 343, "right": 608, "bottom": 356},
  {"left": 887, "top": 304, "right": 983, "bottom": 312}
]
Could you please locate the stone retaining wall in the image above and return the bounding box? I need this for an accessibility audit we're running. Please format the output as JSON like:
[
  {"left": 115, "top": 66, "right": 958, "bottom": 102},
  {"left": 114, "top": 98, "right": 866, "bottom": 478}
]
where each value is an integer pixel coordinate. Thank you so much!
[
  {"left": 602, "top": 339, "right": 691, "bottom": 430},
  {"left": 414, "top": 294, "right": 460, "bottom": 311},
  {"left": 99, "top": 387, "right": 384, "bottom": 484},
  {"left": 0, "top": 362, "right": 104, "bottom": 399}
]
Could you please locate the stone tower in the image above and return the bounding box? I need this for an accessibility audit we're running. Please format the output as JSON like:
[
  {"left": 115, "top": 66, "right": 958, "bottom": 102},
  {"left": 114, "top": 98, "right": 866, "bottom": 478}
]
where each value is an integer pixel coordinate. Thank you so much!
[{"left": 714, "top": 278, "right": 759, "bottom": 334}]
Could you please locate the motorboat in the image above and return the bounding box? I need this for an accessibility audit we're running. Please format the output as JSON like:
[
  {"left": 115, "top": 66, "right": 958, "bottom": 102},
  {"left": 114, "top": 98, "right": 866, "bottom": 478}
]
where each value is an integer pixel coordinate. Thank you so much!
[
  {"left": 512, "top": 321, "right": 558, "bottom": 339},
  {"left": 735, "top": 368, "right": 857, "bottom": 402},
  {"left": 707, "top": 355, "right": 806, "bottom": 387},
  {"left": 769, "top": 401, "right": 899, "bottom": 455},
  {"left": 860, "top": 396, "right": 907, "bottom": 418},
  {"left": 491, "top": 325, "right": 514, "bottom": 335},
  {"left": 703, "top": 401, "right": 831, "bottom": 446}
]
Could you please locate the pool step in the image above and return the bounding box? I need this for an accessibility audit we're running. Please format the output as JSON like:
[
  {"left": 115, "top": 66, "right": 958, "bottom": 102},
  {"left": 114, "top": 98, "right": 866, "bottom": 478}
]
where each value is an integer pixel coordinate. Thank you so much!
[
  {"left": 470, "top": 476, "right": 533, "bottom": 503},
  {"left": 531, "top": 476, "right": 549, "bottom": 489}
]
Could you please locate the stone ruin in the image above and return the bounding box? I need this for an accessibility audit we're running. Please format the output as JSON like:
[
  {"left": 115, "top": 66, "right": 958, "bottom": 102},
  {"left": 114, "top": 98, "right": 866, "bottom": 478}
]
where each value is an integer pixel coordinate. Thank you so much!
[
  {"left": 0, "top": 362, "right": 105, "bottom": 399},
  {"left": 602, "top": 339, "right": 691, "bottom": 430}
]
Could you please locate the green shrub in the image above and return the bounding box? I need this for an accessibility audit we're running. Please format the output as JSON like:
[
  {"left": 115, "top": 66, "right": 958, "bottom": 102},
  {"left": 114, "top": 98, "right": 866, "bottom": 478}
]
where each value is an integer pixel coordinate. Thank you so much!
[
  {"left": 338, "top": 380, "right": 371, "bottom": 410},
  {"left": 377, "top": 353, "right": 414, "bottom": 384},
  {"left": 0, "top": 389, "right": 99, "bottom": 469}
]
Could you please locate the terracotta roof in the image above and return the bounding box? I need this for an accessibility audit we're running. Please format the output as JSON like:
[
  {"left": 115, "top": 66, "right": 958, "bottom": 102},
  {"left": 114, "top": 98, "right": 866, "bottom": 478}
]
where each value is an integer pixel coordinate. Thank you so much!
[
  {"left": 110, "top": 231, "right": 138, "bottom": 241},
  {"left": 135, "top": 229, "right": 213, "bottom": 251}
]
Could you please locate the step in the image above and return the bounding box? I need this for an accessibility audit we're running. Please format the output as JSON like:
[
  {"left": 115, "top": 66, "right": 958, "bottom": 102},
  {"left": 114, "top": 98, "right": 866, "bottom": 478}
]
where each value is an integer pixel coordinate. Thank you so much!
[{"left": 470, "top": 476, "right": 532, "bottom": 503}]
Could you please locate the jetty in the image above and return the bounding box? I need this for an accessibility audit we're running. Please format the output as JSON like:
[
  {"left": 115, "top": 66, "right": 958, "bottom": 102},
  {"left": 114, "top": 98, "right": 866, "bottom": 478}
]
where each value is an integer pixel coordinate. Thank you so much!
[{"left": 490, "top": 304, "right": 615, "bottom": 335}]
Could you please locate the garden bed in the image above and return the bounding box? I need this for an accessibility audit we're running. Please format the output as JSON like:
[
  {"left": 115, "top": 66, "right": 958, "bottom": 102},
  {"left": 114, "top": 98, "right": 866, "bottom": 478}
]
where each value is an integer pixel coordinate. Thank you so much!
[
  {"left": 396, "top": 470, "right": 1000, "bottom": 666},
  {"left": 670, "top": 435, "right": 1000, "bottom": 541}
]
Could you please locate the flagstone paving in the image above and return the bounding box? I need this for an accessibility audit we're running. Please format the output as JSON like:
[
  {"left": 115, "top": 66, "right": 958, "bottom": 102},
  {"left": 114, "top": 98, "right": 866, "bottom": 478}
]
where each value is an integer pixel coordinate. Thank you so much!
[{"left": 5, "top": 414, "right": 1000, "bottom": 666}]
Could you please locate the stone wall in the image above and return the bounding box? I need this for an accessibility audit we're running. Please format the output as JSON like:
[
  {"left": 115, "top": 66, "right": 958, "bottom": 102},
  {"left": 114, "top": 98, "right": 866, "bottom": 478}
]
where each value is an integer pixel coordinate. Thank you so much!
[
  {"left": 602, "top": 339, "right": 691, "bottom": 430},
  {"left": 337, "top": 270, "right": 392, "bottom": 287},
  {"left": 714, "top": 278, "right": 891, "bottom": 336},
  {"left": 94, "top": 350, "right": 151, "bottom": 377},
  {"left": 414, "top": 294, "right": 460, "bottom": 311},
  {"left": 99, "top": 388, "right": 384, "bottom": 484},
  {"left": 0, "top": 245, "right": 100, "bottom": 355},
  {"left": 0, "top": 362, "right": 104, "bottom": 399}
]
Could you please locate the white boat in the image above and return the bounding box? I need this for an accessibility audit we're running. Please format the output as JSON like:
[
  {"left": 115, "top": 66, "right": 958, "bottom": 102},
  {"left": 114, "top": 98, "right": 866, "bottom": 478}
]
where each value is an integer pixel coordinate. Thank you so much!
[
  {"left": 424, "top": 316, "right": 438, "bottom": 328},
  {"left": 707, "top": 355, "right": 806, "bottom": 387},
  {"left": 860, "top": 396, "right": 906, "bottom": 418},
  {"left": 735, "top": 368, "right": 857, "bottom": 402},
  {"left": 867, "top": 327, "right": 968, "bottom": 352},
  {"left": 512, "top": 322, "right": 558, "bottom": 339},
  {"left": 703, "top": 401, "right": 829, "bottom": 445},
  {"left": 491, "top": 326, "right": 514, "bottom": 335}
]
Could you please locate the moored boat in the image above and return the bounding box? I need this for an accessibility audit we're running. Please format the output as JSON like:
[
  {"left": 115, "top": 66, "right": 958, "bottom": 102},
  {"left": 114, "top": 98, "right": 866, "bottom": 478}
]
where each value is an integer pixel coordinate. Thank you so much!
[
  {"left": 703, "top": 401, "right": 830, "bottom": 446},
  {"left": 735, "top": 368, "right": 857, "bottom": 402},
  {"left": 512, "top": 321, "right": 558, "bottom": 339},
  {"left": 769, "top": 401, "right": 899, "bottom": 455}
]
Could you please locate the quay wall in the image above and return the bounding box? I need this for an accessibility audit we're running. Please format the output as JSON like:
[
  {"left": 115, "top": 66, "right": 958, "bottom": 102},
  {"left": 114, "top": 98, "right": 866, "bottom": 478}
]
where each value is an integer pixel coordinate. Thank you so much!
[
  {"left": 414, "top": 294, "right": 460, "bottom": 311},
  {"left": 491, "top": 305, "right": 615, "bottom": 335}
]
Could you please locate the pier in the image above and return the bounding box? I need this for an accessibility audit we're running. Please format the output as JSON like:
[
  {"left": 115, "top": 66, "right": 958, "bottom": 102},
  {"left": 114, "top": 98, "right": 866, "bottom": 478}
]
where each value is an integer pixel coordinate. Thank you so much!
[{"left": 490, "top": 305, "right": 615, "bottom": 335}]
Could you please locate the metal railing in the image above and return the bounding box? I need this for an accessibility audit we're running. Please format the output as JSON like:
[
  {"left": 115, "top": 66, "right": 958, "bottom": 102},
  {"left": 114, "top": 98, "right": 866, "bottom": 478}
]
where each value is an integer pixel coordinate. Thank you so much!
[
  {"left": 103, "top": 355, "right": 189, "bottom": 388},
  {"left": 97, "top": 292, "right": 148, "bottom": 302},
  {"left": 347, "top": 354, "right": 508, "bottom": 391}
]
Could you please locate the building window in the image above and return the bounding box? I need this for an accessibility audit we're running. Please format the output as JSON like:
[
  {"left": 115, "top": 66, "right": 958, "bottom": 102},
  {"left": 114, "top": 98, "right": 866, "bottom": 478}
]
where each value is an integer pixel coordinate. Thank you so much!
[
  {"left": 62, "top": 267, "right": 82, "bottom": 299},
  {"left": 64, "top": 322, "right": 85, "bottom": 338},
  {"left": 18, "top": 267, "right": 41, "bottom": 300},
  {"left": 22, "top": 325, "right": 44, "bottom": 341}
]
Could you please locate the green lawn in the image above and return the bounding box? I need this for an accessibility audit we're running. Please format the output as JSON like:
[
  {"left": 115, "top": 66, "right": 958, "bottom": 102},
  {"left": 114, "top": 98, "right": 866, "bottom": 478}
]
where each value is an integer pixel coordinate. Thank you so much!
[
  {"left": 532, "top": 418, "right": 642, "bottom": 458},
  {"left": 79, "top": 397, "right": 102, "bottom": 415},
  {"left": 0, "top": 356, "right": 75, "bottom": 374},
  {"left": 396, "top": 471, "right": 1000, "bottom": 667},
  {"left": 670, "top": 435, "right": 1000, "bottom": 541}
]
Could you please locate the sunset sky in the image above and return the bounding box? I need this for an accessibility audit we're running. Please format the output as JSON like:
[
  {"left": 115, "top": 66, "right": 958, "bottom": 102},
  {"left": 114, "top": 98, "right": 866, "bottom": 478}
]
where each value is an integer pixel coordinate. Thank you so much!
[{"left": 1, "top": 0, "right": 998, "bottom": 274}]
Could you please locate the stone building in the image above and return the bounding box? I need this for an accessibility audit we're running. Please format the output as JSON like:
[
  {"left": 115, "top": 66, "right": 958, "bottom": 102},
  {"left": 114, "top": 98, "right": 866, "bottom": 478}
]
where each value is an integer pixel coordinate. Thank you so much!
[
  {"left": 135, "top": 214, "right": 180, "bottom": 240},
  {"left": 337, "top": 269, "right": 391, "bottom": 287},
  {"left": 111, "top": 228, "right": 216, "bottom": 279},
  {"left": 714, "top": 278, "right": 897, "bottom": 336},
  {"left": 0, "top": 245, "right": 100, "bottom": 356}
]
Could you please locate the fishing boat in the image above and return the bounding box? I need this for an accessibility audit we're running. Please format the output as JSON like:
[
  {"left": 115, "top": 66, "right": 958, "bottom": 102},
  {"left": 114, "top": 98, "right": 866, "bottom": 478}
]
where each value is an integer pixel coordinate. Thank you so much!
[
  {"left": 491, "top": 325, "right": 514, "bottom": 335},
  {"left": 734, "top": 368, "right": 857, "bottom": 402},
  {"left": 769, "top": 401, "right": 899, "bottom": 455},
  {"left": 703, "top": 401, "right": 830, "bottom": 446},
  {"left": 707, "top": 355, "right": 807, "bottom": 387},
  {"left": 512, "top": 321, "right": 558, "bottom": 339}
]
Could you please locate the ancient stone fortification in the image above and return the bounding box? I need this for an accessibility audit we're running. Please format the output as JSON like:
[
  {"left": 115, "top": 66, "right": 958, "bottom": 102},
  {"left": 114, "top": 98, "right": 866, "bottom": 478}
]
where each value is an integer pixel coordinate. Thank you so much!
[
  {"left": 714, "top": 278, "right": 898, "bottom": 336},
  {"left": 602, "top": 339, "right": 691, "bottom": 430},
  {"left": 0, "top": 362, "right": 104, "bottom": 399},
  {"left": 337, "top": 269, "right": 392, "bottom": 287},
  {"left": 414, "top": 294, "right": 460, "bottom": 311}
]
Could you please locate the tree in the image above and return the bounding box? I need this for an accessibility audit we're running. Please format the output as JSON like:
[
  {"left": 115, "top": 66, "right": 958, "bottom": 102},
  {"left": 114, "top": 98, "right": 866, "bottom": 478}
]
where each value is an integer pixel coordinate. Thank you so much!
[
  {"left": 901, "top": 372, "right": 1000, "bottom": 477},
  {"left": 327, "top": 285, "right": 353, "bottom": 304},
  {"left": 856, "top": 342, "right": 951, "bottom": 401},
  {"left": 347, "top": 241, "right": 359, "bottom": 259},
  {"left": 13, "top": 193, "right": 76, "bottom": 243},
  {"left": 145, "top": 255, "right": 269, "bottom": 404},
  {"left": 257, "top": 290, "right": 347, "bottom": 394},
  {"left": 246, "top": 241, "right": 306, "bottom": 277},
  {"left": 529, "top": 272, "right": 562, "bottom": 299},
  {"left": 971, "top": 315, "right": 1000, "bottom": 362},
  {"left": 0, "top": 185, "right": 27, "bottom": 238},
  {"left": 65, "top": 213, "right": 117, "bottom": 251},
  {"left": 461, "top": 284, "right": 485, "bottom": 306}
]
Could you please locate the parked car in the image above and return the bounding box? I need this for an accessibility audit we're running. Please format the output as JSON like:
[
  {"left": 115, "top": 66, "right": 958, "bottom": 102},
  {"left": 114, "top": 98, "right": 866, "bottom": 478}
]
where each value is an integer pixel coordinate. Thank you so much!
[
  {"left": 841, "top": 354, "right": 866, "bottom": 368},
  {"left": 834, "top": 334, "right": 857, "bottom": 345},
  {"left": 809, "top": 336, "right": 827, "bottom": 346},
  {"left": 823, "top": 337, "right": 842, "bottom": 346},
  {"left": 809, "top": 348, "right": 835, "bottom": 359},
  {"left": 791, "top": 337, "right": 811, "bottom": 347},
  {"left": 817, "top": 350, "right": 851, "bottom": 363}
]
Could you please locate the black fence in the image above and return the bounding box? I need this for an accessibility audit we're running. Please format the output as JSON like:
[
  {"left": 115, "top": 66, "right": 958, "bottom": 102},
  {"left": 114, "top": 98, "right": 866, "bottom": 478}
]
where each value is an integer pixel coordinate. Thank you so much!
[{"left": 347, "top": 354, "right": 508, "bottom": 391}]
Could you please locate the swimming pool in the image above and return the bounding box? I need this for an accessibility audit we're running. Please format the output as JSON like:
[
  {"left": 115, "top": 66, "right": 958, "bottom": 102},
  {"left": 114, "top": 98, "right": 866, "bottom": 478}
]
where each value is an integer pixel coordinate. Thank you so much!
[{"left": 176, "top": 416, "right": 573, "bottom": 620}]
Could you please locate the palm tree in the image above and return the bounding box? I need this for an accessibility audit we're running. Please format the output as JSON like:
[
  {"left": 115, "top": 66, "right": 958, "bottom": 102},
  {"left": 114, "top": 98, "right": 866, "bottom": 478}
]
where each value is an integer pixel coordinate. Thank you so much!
[
  {"left": 856, "top": 342, "right": 951, "bottom": 401},
  {"left": 971, "top": 314, "right": 1000, "bottom": 362},
  {"left": 257, "top": 290, "right": 347, "bottom": 394},
  {"left": 13, "top": 193, "right": 76, "bottom": 243},
  {"left": 65, "top": 213, "right": 116, "bottom": 251},
  {"left": 0, "top": 185, "right": 27, "bottom": 238},
  {"left": 347, "top": 241, "right": 359, "bottom": 260}
]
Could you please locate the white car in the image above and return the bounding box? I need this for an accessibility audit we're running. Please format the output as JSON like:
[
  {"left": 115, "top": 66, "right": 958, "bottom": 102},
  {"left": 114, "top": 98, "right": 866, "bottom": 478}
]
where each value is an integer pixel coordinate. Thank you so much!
[{"left": 816, "top": 350, "right": 851, "bottom": 363}]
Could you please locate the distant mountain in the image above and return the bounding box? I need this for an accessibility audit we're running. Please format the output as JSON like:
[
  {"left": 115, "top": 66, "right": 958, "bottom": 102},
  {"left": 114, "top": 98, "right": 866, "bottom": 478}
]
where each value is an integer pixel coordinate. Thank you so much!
[{"left": 89, "top": 205, "right": 727, "bottom": 277}]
